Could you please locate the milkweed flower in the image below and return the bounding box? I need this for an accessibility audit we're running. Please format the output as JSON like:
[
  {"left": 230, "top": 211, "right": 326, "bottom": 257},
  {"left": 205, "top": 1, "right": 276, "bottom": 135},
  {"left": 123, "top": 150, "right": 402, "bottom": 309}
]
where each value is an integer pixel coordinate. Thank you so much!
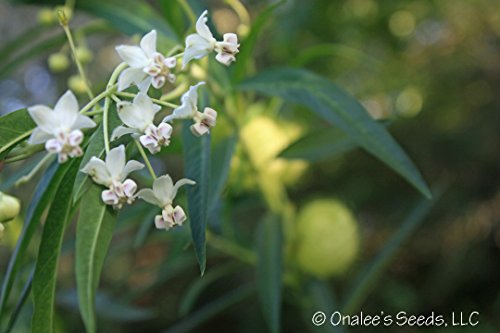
[
  {"left": 136, "top": 175, "right": 195, "bottom": 230},
  {"left": 81, "top": 145, "right": 144, "bottom": 209},
  {"left": 182, "top": 10, "right": 239, "bottom": 68},
  {"left": 116, "top": 30, "right": 177, "bottom": 92},
  {"left": 111, "top": 93, "right": 173, "bottom": 154},
  {"left": 162, "top": 82, "right": 217, "bottom": 136},
  {"left": 27, "top": 90, "right": 96, "bottom": 163}
]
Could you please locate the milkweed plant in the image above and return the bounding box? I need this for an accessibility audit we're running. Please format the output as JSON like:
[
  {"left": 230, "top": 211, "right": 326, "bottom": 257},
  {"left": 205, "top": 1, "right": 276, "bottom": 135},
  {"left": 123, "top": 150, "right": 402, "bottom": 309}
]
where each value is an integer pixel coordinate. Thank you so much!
[{"left": 0, "top": 1, "right": 433, "bottom": 332}]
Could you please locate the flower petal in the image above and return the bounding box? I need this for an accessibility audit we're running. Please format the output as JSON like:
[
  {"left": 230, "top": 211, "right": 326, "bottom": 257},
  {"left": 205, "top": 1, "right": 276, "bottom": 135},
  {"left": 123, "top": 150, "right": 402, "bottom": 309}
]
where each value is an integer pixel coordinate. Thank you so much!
[
  {"left": 153, "top": 175, "right": 175, "bottom": 206},
  {"left": 111, "top": 125, "right": 139, "bottom": 141},
  {"left": 28, "top": 127, "right": 53, "bottom": 145},
  {"left": 182, "top": 34, "right": 213, "bottom": 68},
  {"left": 117, "top": 100, "right": 148, "bottom": 130},
  {"left": 54, "top": 90, "right": 79, "bottom": 129},
  {"left": 172, "top": 178, "right": 196, "bottom": 198},
  {"left": 195, "top": 10, "right": 214, "bottom": 41},
  {"left": 115, "top": 45, "right": 149, "bottom": 68},
  {"left": 28, "top": 105, "right": 57, "bottom": 134},
  {"left": 122, "top": 160, "right": 144, "bottom": 178},
  {"left": 73, "top": 114, "right": 96, "bottom": 130},
  {"left": 81, "top": 156, "right": 111, "bottom": 186},
  {"left": 105, "top": 145, "right": 126, "bottom": 181},
  {"left": 137, "top": 76, "right": 152, "bottom": 93},
  {"left": 117, "top": 67, "right": 147, "bottom": 92},
  {"left": 134, "top": 93, "right": 161, "bottom": 123},
  {"left": 136, "top": 188, "right": 162, "bottom": 206},
  {"left": 140, "top": 30, "right": 157, "bottom": 57}
]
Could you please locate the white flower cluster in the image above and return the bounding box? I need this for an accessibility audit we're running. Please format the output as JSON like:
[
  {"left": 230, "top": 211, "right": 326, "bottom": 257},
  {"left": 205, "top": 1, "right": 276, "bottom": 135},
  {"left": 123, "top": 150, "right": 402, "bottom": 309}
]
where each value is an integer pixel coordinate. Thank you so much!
[{"left": 25, "top": 10, "right": 238, "bottom": 231}]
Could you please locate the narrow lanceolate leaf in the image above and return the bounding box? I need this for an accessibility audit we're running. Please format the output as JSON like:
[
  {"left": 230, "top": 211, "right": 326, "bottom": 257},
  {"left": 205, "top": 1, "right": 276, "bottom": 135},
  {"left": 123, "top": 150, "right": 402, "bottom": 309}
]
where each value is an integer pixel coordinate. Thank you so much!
[
  {"left": 239, "top": 68, "right": 431, "bottom": 198},
  {"left": 0, "top": 161, "right": 71, "bottom": 324},
  {"left": 76, "top": 184, "right": 117, "bottom": 333},
  {"left": 32, "top": 160, "right": 79, "bottom": 333},
  {"left": 182, "top": 123, "right": 211, "bottom": 275},
  {"left": 0, "top": 108, "right": 35, "bottom": 159},
  {"left": 78, "top": 0, "right": 179, "bottom": 46},
  {"left": 279, "top": 127, "right": 357, "bottom": 162},
  {"left": 208, "top": 135, "right": 236, "bottom": 214},
  {"left": 257, "top": 214, "right": 283, "bottom": 333},
  {"left": 342, "top": 187, "right": 444, "bottom": 314}
]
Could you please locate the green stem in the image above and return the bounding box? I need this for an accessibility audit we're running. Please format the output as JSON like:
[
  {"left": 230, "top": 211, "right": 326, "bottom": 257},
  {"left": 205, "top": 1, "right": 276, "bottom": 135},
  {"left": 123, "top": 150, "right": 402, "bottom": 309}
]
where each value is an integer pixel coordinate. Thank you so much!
[
  {"left": 60, "top": 16, "right": 94, "bottom": 100},
  {"left": 79, "top": 85, "right": 117, "bottom": 114},
  {"left": 15, "top": 154, "right": 55, "bottom": 187},
  {"left": 103, "top": 96, "right": 111, "bottom": 154},
  {"left": 134, "top": 140, "right": 156, "bottom": 179},
  {"left": 103, "top": 63, "right": 128, "bottom": 154},
  {"left": 207, "top": 231, "right": 256, "bottom": 265},
  {"left": 167, "top": 45, "right": 183, "bottom": 57},
  {"left": 115, "top": 92, "right": 179, "bottom": 109}
]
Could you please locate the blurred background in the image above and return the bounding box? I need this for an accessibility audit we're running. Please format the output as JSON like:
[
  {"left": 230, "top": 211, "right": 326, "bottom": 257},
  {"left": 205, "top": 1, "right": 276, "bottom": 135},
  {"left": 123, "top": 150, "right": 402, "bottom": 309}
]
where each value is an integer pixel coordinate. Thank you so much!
[{"left": 0, "top": 0, "right": 499, "bottom": 332}]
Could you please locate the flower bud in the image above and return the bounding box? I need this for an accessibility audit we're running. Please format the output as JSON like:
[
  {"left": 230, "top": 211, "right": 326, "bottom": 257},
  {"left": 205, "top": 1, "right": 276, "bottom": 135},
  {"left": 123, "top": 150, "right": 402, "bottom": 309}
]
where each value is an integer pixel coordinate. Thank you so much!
[
  {"left": 0, "top": 192, "right": 21, "bottom": 223},
  {"left": 75, "top": 47, "right": 93, "bottom": 64},
  {"left": 37, "top": 8, "right": 56, "bottom": 26},
  {"left": 48, "top": 53, "right": 70, "bottom": 73},
  {"left": 68, "top": 75, "right": 87, "bottom": 95}
]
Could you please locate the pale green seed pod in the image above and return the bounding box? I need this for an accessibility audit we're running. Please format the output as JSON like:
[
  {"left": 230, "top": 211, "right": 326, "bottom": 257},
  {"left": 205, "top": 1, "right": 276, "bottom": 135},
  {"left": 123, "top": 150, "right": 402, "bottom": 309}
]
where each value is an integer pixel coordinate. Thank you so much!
[
  {"left": 75, "top": 47, "right": 94, "bottom": 64},
  {"left": 68, "top": 75, "right": 87, "bottom": 95},
  {"left": 37, "top": 8, "right": 56, "bottom": 26},
  {"left": 0, "top": 192, "right": 21, "bottom": 223},
  {"left": 48, "top": 53, "right": 70, "bottom": 73}
]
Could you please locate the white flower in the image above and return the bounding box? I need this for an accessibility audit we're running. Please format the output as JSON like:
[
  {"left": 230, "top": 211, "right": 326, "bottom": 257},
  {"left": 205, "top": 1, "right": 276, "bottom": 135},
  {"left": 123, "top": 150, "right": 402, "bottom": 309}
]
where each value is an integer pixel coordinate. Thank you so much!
[
  {"left": 27, "top": 90, "right": 96, "bottom": 163},
  {"left": 111, "top": 93, "right": 172, "bottom": 154},
  {"left": 81, "top": 145, "right": 144, "bottom": 209},
  {"left": 163, "top": 82, "right": 217, "bottom": 136},
  {"left": 182, "top": 10, "right": 239, "bottom": 68},
  {"left": 136, "top": 175, "right": 195, "bottom": 230},
  {"left": 116, "top": 30, "right": 177, "bottom": 92},
  {"left": 191, "top": 107, "right": 217, "bottom": 137},
  {"left": 214, "top": 33, "right": 239, "bottom": 66}
]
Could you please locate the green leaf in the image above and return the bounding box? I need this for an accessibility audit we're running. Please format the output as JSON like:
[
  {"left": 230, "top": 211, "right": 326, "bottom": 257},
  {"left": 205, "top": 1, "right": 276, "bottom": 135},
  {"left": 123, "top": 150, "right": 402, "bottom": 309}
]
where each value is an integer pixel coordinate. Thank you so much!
[
  {"left": 76, "top": 184, "right": 117, "bottom": 333},
  {"left": 0, "top": 161, "right": 71, "bottom": 325},
  {"left": 164, "top": 284, "right": 255, "bottom": 333},
  {"left": 57, "top": 290, "right": 154, "bottom": 323},
  {"left": 208, "top": 135, "right": 236, "bottom": 214},
  {"left": 78, "top": 0, "right": 179, "bottom": 46},
  {"left": 231, "top": 0, "right": 285, "bottom": 83},
  {"left": 0, "top": 108, "right": 35, "bottom": 160},
  {"left": 279, "top": 127, "right": 357, "bottom": 162},
  {"left": 31, "top": 160, "right": 79, "bottom": 333},
  {"left": 179, "top": 262, "right": 240, "bottom": 316},
  {"left": 342, "top": 187, "right": 444, "bottom": 314},
  {"left": 257, "top": 214, "right": 283, "bottom": 333},
  {"left": 239, "top": 68, "right": 431, "bottom": 198},
  {"left": 5, "top": 269, "right": 33, "bottom": 333},
  {"left": 182, "top": 123, "right": 211, "bottom": 275}
]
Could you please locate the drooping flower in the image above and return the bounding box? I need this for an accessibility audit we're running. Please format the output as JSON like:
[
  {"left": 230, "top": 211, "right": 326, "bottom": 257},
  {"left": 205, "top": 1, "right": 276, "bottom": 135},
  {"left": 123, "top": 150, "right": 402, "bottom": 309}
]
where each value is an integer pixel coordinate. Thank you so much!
[
  {"left": 111, "top": 93, "right": 172, "bottom": 154},
  {"left": 116, "top": 30, "right": 177, "bottom": 92},
  {"left": 182, "top": 10, "right": 239, "bottom": 68},
  {"left": 162, "top": 82, "right": 217, "bottom": 136},
  {"left": 81, "top": 145, "right": 144, "bottom": 209},
  {"left": 27, "top": 90, "right": 96, "bottom": 163},
  {"left": 136, "top": 175, "right": 195, "bottom": 230}
]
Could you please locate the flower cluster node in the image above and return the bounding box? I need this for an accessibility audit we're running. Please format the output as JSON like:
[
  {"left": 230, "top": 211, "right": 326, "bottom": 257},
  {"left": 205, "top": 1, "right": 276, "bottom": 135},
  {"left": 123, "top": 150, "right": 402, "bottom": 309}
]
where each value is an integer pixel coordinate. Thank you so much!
[
  {"left": 155, "top": 204, "right": 187, "bottom": 230},
  {"left": 191, "top": 107, "right": 217, "bottom": 137},
  {"left": 214, "top": 33, "right": 240, "bottom": 66},
  {"left": 102, "top": 179, "right": 138, "bottom": 209},
  {"left": 139, "top": 123, "right": 173, "bottom": 154},
  {"left": 45, "top": 129, "right": 84, "bottom": 163}
]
